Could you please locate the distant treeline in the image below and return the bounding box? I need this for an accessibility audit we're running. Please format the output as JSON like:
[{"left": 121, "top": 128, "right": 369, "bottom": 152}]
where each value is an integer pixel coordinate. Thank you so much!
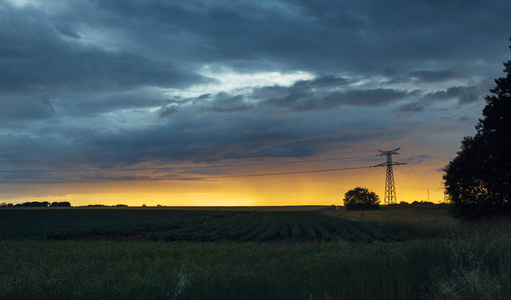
[
  {"left": 402, "top": 201, "right": 436, "bottom": 205},
  {"left": 1, "top": 201, "right": 445, "bottom": 208},
  {"left": 85, "top": 204, "right": 128, "bottom": 207},
  {"left": 0, "top": 202, "right": 132, "bottom": 208},
  {"left": 0, "top": 201, "right": 71, "bottom": 207}
]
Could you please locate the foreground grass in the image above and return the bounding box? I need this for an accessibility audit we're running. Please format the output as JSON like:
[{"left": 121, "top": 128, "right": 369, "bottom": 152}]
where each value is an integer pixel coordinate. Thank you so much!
[
  {"left": 335, "top": 205, "right": 511, "bottom": 299},
  {"left": 2, "top": 237, "right": 510, "bottom": 299},
  {"left": 2, "top": 205, "right": 511, "bottom": 299},
  {"left": 334, "top": 204, "right": 458, "bottom": 231},
  {"left": 0, "top": 240, "right": 451, "bottom": 300}
]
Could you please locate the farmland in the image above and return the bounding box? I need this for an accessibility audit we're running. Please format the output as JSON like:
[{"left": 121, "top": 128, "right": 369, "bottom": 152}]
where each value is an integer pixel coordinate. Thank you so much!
[
  {"left": 1, "top": 206, "right": 511, "bottom": 299},
  {"left": 0, "top": 208, "right": 436, "bottom": 242}
]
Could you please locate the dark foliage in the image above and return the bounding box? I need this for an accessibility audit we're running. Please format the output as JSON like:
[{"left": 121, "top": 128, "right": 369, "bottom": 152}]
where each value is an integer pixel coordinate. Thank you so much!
[
  {"left": 2, "top": 201, "right": 71, "bottom": 208},
  {"left": 444, "top": 38, "right": 511, "bottom": 219},
  {"left": 49, "top": 202, "right": 71, "bottom": 207},
  {"left": 411, "top": 201, "right": 434, "bottom": 205},
  {"left": 14, "top": 201, "right": 50, "bottom": 207},
  {"left": 343, "top": 187, "right": 381, "bottom": 210}
]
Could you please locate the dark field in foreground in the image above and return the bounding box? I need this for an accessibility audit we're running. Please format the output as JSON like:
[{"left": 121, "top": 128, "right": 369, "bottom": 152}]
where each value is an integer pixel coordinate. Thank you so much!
[
  {"left": 0, "top": 240, "right": 449, "bottom": 300},
  {"left": 1, "top": 206, "right": 511, "bottom": 299},
  {"left": 0, "top": 208, "right": 437, "bottom": 242}
]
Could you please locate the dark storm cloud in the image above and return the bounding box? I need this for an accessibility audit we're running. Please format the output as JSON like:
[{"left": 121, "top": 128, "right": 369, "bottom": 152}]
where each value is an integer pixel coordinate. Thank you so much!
[
  {"left": 397, "top": 102, "right": 427, "bottom": 113},
  {"left": 158, "top": 92, "right": 252, "bottom": 117},
  {"left": 0, "top": 96, "right": 56, "bottom": 121},
  {"left": 256, "top": 83, "right": 413, "bottom": 111},
  {"left": 0, "top": 42, "right": 206, "bottom": 94},
  {"left": 1, "top": 0, "right": 510, "bottom": 184},
  {"left": 53, "top": 23, "right": 82, "bottom": 39},
  {"left": 3, "top": 0, "right": 508, "bottom": 94},
  {"left": 0, "top": 103, "right": 394, "bottom": 179},
  {"left": 0, "top": 88, "right": 170, "bottom": 121},
  {"left": 85, "top": 119, "right": 384, "bottom": 165},
  {"left": 251, "top": 75, "right": 354, "bottom": 110},
  {"left": 196, "top": 93, "right": 252, "bottom": 113},
  {"left": 4, "top": 0, "right": 510, "bottom": 86},
  {"left": 396, "top": 85, "right": 483, "bottom": 112},
  {"left": 79, "top": 0, "right": 510, "bottom": 74},
  {"left": 407, "top": 70, "right": 465, "bottom": 83},
  {"left": 313, "top": 89, "right": 412, "bottom": 108},
  {"left": 41, "top": 115, "right": 311, "bottom": 165},
  {"left": 162, "top": 76, "right": 412, "bottom": 115},
  {"left": 292, "top": 76, "right": 352, "bottom": 88},
  {"left": 457, "top": 117, "right": 474, "bottom": 122},
  {"left": 159, "top": 105, "right": 179, "bottom": 118},
  {"left": 207, "top": 94, "right": 251, "bottom": 113},
  {"left": 285, "top": 0, "right": 511, "bottom": 70},
  {"left": 0, "top": 3, "right": 209, "bottom": 96},
  {"left": 426, "top": 86, "right": 481, "bottom": 104},
  {"left": 58, "top": 89, "right": 170, "bottom": 117},
  {"left": 389, "top": 70, "right": 466, "bottom": 84}
]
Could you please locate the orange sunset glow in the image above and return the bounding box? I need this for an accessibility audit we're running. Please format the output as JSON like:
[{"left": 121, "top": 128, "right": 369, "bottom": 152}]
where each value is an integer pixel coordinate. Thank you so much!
[{"left": 3, "top": 146, "right": 449, "bottom": 206}]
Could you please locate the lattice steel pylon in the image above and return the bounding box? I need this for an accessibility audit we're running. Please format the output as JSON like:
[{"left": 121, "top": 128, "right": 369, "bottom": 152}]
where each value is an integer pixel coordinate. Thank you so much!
[{"left": 371, "top": 148, "right": 407, "bottom": 204}]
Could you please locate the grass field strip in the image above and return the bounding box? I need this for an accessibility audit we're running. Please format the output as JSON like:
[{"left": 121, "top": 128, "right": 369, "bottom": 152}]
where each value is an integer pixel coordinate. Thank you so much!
[{"left": 0, "top": 209, "right": 438, "bottom": 242}]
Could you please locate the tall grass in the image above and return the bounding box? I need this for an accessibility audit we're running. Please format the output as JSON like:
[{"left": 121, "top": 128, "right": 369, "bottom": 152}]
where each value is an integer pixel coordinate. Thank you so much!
[
  {"left": 334, "top": 205, "right": 459, "bottom": 232},
  {"left": 2, "top": 206, "right": 511, "bottom": 299},
  {"left": 336, "top": 205, "right": 511, "bottom": 299},
  {"left": 431, "top": 232, "right": 511, "bottom": 299},
  {"left": 0, "top": 240, "right": 450, "bottom": 299}
]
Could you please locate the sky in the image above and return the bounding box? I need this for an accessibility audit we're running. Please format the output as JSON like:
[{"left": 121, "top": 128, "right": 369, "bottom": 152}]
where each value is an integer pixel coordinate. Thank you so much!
[{"left": 1, "top": 0, "right": 510, "bottom": 206}]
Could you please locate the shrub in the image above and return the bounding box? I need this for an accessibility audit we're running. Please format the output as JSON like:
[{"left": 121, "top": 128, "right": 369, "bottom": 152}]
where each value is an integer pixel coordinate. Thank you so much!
[{"left": 343, "top": 187, "right": 380, "bottom": 210}]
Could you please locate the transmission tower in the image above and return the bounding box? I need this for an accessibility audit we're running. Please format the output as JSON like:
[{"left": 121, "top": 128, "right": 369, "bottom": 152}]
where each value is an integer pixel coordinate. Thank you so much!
[{"left": 371, "top": 148, "right": 407, "bottom": 204}]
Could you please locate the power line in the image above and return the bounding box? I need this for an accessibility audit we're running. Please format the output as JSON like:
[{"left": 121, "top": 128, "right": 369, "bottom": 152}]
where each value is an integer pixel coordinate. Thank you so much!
[
  {"left": 0, "top": 165, "right": 374, "bottom": 183},
  {"left": 407, "top": 163, "right": 440, "bottom": 187},
  {"left": 398, "top": 150, "right": 441, "bottom": 187},
  {"left": 221, "top": 166, "right": 373, "bottom": 178},
  {"left": 0, "top": 154, "right": 378, "bottom": 173},
  {"left": 396, "top": 167, "right": 430, "bottom": 189},
  {"left": 399, "top": 164, "right": 438, "bottom": 189},
  {"left": 394, "top": 167, "right": 429, "bottom": 190}
]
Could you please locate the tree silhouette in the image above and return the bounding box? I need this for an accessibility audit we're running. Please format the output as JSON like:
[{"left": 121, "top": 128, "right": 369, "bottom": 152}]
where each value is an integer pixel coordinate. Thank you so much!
[
  {"left": 444, "top": 37, "right": 511, "bottom": 219},
  {"left": 50, "top": 202, "right": 71, "bottom": 207},
  {"left": 343, "top": 187, "right": 380, "bottom": 210}
]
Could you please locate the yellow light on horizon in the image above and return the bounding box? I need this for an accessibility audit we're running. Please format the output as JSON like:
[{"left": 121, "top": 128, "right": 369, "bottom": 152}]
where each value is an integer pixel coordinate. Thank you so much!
[{"left": 3, "top": 165, "right": 446, "bottom": 206}]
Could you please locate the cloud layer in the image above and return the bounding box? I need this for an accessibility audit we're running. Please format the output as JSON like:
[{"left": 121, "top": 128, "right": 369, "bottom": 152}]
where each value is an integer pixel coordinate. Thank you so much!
[{"left": 0, "top": 0, "right": 510, "bottom": 187}]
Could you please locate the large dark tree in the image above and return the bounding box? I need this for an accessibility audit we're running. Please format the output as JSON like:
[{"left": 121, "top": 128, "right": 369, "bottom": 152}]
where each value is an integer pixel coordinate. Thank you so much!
[
  {"left": 444, "top": 38, "right": 511, "bottom": 219},
  {"left": 343, "top": 187, "right": 380, "bottom": 210}
]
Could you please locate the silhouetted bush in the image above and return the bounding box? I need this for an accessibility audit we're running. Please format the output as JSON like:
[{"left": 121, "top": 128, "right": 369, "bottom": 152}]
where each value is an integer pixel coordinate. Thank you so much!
[
  {"left": 50, "top": 202, "right": 71, "bottom": 207},
  {"left": 15, "top": 201, "right": 50, "bottom": 207},
  {"left": 343, "top": 187, "right": 380, "bottom": 210}
]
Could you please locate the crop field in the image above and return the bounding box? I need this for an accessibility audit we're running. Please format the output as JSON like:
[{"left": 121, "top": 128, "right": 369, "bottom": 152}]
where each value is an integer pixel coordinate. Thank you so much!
[
  {"left": 0, "top": 208, "right": 436, "bottom": 243},
  {"left": 1, "top": 206, "right": 511, "bottom": 299},
  {"left": 0, "top": 208, "right": 236, "bottom": 241}
]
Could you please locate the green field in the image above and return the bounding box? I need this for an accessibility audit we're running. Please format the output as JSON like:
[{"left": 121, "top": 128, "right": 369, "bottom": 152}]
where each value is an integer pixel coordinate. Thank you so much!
[
  {"left": 1, "top": 206, "right": 511, "bottom": 299},
  {"left": 0, "top": 208, "right": 436, "bottom": 242}
]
